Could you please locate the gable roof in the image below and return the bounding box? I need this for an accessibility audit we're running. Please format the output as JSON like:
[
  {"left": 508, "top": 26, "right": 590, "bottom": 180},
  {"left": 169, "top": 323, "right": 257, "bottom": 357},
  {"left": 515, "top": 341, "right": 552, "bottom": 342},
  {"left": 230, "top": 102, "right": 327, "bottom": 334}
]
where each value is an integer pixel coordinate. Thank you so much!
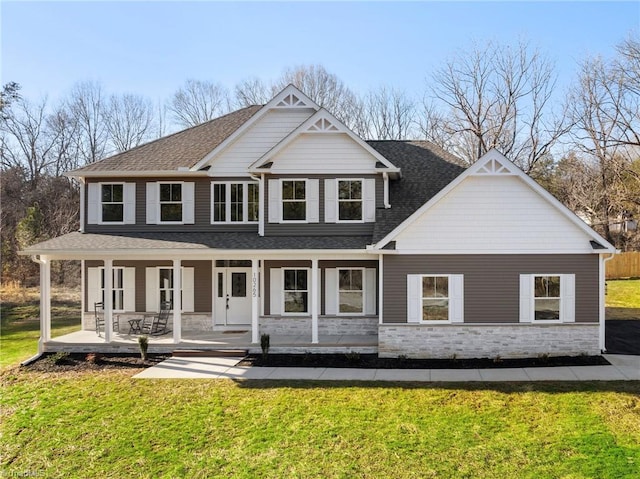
[
  {"left": 367, "top": 140, "right": 467, "bottom": 243},
  {"left": 190, "top": 84, "right": 320, "bottom": 171},
  {"left": 372, "top": 148, "right": 617, "bottom": 252},
  {"left": 67, "top": 105, "right": 262, "bottom": 176},
  {"left": 249, "top": 109, "right": 401, "bottom": 174}
]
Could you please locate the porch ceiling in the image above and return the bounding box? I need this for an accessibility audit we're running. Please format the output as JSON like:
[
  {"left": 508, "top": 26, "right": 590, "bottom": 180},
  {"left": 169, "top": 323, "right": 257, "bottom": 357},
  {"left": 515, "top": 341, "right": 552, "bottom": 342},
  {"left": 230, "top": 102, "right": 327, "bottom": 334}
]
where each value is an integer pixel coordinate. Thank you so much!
[{"left": 20, "top": 231, "right": 374, "bottom": 259}]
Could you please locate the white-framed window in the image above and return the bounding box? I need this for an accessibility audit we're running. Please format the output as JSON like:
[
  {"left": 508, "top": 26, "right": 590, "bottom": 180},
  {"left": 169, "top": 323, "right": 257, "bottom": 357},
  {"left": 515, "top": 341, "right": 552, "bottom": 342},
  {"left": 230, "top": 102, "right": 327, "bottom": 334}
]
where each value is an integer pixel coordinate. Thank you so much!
[
  {"left": 146, "top": 267, "right": 195, "bottom": 313},
  {"left": 283, "top": 268, "right": 309, "bottom": 314},
  {"left": 101, "top": 267, "right": 125, "bottom": 311},
  {"left": 159, "top": 183, "right": 183, "bottom": 222},
  {"left": 534, "top": 275, "right": 561, "bottom": 321},
  {"left": 88, "top": 182, "right": 135, "bottom": 225},
  {"left": 146, "top": 182, "right": 195, "bottom": 225},
  {"left": 100, "top": 183, "right": 124, "bottom": 223},
  {"left": 421, "top": 275, "right": 449, "bottom": 321},
  {"left": 338, "top": 268, "right": 364, "bottom": 314},
  {"left": 324, "top": 178, "right": 375, "bottom": 223},
  {"left": 87, "top": 266, "right": 135, "bottom": 313},
  {"left": 407, "top": 274, "right": 464, "bottom": 323},
  {"left": 520, "top": 274, "right": 575, "bottom": 323},
  {"left": 337, "top": 179, "right": 363, "bottom": 222},
  {"left": 211, "top": 182, "right": 259, "bottom": 223},
  {"left": 281, "top": 180, "right": 306, "bottom": 221}
]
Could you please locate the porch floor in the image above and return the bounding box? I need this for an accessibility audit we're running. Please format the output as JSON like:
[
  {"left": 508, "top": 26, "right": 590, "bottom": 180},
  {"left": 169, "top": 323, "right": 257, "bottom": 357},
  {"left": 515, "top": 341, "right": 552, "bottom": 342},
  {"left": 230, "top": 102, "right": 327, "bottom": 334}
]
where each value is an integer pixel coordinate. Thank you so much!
[{"left": 44, "top": 330, "right": 378, "bottom": 354}]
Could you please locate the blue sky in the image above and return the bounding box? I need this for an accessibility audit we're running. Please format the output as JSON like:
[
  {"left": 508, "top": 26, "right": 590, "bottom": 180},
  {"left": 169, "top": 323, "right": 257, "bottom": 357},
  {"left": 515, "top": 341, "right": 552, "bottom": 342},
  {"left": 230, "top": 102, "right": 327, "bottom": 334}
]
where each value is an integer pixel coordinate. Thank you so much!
[{"left": 2, "top": 1, "right": 639, "bottom": 105}]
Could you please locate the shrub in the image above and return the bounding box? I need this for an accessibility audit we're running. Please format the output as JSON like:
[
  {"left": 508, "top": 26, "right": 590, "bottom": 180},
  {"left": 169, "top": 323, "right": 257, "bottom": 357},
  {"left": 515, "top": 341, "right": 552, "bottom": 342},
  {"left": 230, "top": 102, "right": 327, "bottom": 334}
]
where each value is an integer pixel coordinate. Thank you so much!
[
  {"left": 260, "top": 334, "right": 270, "bottom": 359},
  {"left": 138, "top": 336, "right": 149, "bottom": 361}
]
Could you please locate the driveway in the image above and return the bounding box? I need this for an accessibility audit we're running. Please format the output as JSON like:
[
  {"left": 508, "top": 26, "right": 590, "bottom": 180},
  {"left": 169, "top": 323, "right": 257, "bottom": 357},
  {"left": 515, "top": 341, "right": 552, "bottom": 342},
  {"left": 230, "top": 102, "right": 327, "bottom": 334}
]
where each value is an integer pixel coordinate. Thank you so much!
[{"left": 606, "top": 320, "right": 640, "bottom": 355}]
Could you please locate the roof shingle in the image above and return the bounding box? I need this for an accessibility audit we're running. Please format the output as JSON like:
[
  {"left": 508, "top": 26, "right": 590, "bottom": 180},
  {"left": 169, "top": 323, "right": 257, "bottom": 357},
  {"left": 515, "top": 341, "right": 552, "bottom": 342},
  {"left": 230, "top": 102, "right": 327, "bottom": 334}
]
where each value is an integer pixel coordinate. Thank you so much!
[{"left": 70, "top": 105, "right": 262, "bottom": 174}]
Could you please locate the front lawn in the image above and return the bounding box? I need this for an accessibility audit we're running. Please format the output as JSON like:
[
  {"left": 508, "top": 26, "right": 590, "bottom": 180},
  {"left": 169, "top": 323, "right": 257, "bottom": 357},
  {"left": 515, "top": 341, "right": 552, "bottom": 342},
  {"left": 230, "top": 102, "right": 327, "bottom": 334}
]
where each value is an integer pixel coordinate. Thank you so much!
[
  {"left": 0, "top": 289, "right": 81, "bottom": 368},
  {"left": 1, "top": 370, "right": 639, "bottom": 478}
]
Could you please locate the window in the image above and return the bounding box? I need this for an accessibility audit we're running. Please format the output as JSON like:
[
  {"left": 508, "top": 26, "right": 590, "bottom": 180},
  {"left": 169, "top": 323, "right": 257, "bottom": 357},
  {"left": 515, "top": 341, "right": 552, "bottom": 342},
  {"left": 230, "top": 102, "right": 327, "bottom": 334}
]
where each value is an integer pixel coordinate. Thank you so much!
[
  {"left": 159, "top": 183, "right": 182, "bottom": 222},
  {"left": 100, "top": 267, "right": 125, "bottom": 311},
  {"left": 101, "top": 184, "right": 124, "bottom": 222},
  {"left": 282, "top": 180, "right": 306, "bottom": 221},
  {"left": 338, "top": 269, "right": 363, "bottom": 314},
  {"left": 338, "top": 180, "right": 362, "bottom": 221},
  {"left": 421, "top": 276, "right": 449, "bottom": 321},
  {"left": 534, "top": 275, "right": 561, "bottom": 320},
  {"left": 211, "top": 182, "right": 259, "bottom": 223},
  {"left": 158, "top": 268, "right": 175, "bottom": 306},
  {"left": 283, "top": 269, "right": 308, "bottom": 313}
]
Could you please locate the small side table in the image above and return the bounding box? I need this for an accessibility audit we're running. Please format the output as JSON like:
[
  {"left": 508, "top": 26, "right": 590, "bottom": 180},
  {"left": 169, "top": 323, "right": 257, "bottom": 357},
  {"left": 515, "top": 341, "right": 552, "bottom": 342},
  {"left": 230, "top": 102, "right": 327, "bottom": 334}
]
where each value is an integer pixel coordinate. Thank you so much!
[{"left": 128, "top": 318, "right": 142, "bottom": 335}]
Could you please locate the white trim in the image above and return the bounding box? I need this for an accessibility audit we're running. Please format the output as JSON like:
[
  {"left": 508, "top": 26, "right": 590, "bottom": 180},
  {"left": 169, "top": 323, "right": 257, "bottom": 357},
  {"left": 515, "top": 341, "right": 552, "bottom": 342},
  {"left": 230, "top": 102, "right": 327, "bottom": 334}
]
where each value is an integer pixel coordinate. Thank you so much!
[
  {"left": 336, "top": 178, "right": 365, "bottom": 223},
  {"left": 378, "top": 254, "right": 384, "bottom": 324},
  {"left": 280, "top": 178, "right": 309, "bottom": 223},
  {"left": 79, "top": 178, "right": 86, "bottom": 232},
  {"left": 374, "top": 149, "right": 616, "bottom": 252},
  {"left": 601, "top": 253, "right": 615, "bottom": 351},
  {"left": 67, "top": 170, "right": 210, "bottom": 179},
  {"left": 172, "top": 259, "right": 182, "bottom": 344},
  {"left": 281, "top": 267, "right": 311, "bottom": 316},
  {"left": 191, "top": 85, "right": 320, "bottom": 171},
  {"left": 94, "top": 182, "right": 127, "bottom": 225},
  {"left": 248, "top": 109, "right": 400, "bottom": 173},
  {"left": 336, "top": 267, "right": 366, "bottom": 316},
  {"left": 407, "top": 274, "right": 463, "bottom": 324},
  {"left": 210, "top": 181, "right": 260, "bottom": 224},
  {"left": 258, "top": 174, "right": 265, "bottom": 236},
  {"left": 311, "top": 259, "right": 319, "bottom": 343}
]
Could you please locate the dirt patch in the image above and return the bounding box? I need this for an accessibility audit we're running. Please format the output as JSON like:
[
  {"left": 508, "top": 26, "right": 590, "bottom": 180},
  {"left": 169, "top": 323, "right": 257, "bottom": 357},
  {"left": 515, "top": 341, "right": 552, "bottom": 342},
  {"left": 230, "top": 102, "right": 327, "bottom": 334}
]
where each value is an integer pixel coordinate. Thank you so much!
[
  {"left": 240, "top": 353, "right": 610, "bottom": 369},
  {"left": 23, "top": 352, "right": 170, "bottom": 373}
]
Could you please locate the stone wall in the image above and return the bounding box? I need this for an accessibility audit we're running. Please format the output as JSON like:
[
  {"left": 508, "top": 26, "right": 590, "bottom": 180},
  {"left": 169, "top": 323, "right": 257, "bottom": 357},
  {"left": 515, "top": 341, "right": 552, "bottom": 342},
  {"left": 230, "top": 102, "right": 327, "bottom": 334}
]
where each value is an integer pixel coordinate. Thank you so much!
[
  {"left": 379, "top": 323, "right": 600, "bottom": 359},
  {"left": 259, "top": 316, "right": 378, "bottom": 336}
]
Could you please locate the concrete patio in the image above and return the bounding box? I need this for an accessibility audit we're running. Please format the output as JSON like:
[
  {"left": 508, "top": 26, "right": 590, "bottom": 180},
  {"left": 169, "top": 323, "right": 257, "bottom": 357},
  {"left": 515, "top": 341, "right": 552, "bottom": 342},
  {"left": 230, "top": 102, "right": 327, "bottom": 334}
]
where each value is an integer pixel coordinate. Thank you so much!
[{"left": 44, "top": 329, "right": 378, "bottom": 354}]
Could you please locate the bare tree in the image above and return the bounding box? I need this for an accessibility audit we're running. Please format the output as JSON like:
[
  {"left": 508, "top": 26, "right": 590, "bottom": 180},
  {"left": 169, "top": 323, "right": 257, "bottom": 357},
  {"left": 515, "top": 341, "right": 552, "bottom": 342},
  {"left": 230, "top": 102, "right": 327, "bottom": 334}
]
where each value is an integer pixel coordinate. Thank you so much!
[
  {"left": 0, "top": 97, "right": 60, "bottom": 186},
  {"left": 168, "top": 79, "right": 230, "bottom": 128},
  {"left": 103, "top": 93, "right": 155, "bottom": 152},
  {"left": 362, "top": 86, "right": 416, "bottom": 140},
  {"left": 234, "top": 77, "right": 271, "bottom": 107},
  {"left": 66, "top": 81, "right": 109, "bottom": 165},
  {"left": 0, "top": 82, "right": 21, "bottom": 115},
  {"left": 420, "top": 40, "right": 566, "bottom": 171}
]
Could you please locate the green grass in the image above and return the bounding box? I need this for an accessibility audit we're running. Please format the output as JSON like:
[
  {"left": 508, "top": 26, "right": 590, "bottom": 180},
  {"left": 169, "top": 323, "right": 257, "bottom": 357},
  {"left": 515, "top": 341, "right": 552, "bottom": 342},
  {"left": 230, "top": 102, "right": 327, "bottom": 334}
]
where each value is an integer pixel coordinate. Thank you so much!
[
  {"left": 0, "top": 300, "right": 81, "bottom": 368},
  {"left": 1, "top": 371, "right": 639, "bottom": 478},
  {"left": 606, "top": 279, "right": 640, "bottom": 320}
]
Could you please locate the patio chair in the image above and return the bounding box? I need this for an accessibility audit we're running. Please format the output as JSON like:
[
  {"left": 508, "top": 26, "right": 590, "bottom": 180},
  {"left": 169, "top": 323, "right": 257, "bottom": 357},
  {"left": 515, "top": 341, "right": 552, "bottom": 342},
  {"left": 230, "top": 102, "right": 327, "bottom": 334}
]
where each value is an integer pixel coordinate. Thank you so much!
[
  {"left": 94, "top": 301, "right": 119, "bottom": 335},
  {"left": 141, "top": 301, "right": 172, "bottom": 336}
]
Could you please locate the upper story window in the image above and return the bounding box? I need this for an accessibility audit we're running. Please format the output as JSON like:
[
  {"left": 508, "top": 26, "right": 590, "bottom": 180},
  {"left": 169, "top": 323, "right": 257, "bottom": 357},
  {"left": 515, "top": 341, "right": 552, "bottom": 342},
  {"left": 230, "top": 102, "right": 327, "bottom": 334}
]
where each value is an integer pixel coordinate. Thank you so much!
[
  {"left": 282, "top": 180, "right": 306, "bottom": 221},
  {"left": 101, "top": 184, "right": 124, "bottom": 223},
  {"left": 87, "top": 182, "right": 135, "bottom": 225},
  {"left": 211, "top": 182, "right": 259, "bottom": 223},
  {"left": 338, "top": 180, "right": 362, "bottom": 221},
  {"left": 159, "top": 183, "right": 183, "bottom": 222},
  {"left": 146, "top": 181, "right": 194, "bottom": 225}
]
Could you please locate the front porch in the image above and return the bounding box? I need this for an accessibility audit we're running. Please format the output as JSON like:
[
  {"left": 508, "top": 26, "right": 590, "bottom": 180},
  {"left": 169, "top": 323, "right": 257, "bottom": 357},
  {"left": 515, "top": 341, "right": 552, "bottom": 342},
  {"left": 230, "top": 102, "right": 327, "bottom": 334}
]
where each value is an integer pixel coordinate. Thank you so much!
[{"left": 43, "top": 329, "right": 379, "bottom": 355}]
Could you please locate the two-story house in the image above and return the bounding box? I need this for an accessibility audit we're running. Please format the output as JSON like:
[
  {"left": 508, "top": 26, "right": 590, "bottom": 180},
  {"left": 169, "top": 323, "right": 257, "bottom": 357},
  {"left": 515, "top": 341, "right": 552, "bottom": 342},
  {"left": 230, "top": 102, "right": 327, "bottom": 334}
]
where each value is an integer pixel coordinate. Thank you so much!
[{"left": 23, "top": 85, "right": 617, "bottom": 359}]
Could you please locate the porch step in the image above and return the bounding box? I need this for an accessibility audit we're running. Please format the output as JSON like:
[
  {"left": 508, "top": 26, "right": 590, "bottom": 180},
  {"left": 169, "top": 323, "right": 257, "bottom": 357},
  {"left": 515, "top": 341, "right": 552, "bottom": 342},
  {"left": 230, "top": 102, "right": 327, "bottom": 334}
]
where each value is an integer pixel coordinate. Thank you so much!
[{"left": 172, "top": 349, "right": 248, "bottom": 358}]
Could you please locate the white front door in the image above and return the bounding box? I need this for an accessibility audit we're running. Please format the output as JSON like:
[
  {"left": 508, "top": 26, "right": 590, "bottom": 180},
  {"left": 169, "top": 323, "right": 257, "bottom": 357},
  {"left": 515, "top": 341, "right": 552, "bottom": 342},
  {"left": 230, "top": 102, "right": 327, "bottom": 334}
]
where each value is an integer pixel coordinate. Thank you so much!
[{"left": 214, "top": 268, "right": 252, "bottom": 325}]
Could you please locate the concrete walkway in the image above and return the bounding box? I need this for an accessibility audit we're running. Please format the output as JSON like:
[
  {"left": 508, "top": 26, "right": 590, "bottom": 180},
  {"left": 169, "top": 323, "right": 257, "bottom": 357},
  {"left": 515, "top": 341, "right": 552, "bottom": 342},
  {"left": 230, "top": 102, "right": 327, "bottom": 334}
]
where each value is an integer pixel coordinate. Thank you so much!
[{"left": 133, "top": 354, "right": 639, "bottom": 381}]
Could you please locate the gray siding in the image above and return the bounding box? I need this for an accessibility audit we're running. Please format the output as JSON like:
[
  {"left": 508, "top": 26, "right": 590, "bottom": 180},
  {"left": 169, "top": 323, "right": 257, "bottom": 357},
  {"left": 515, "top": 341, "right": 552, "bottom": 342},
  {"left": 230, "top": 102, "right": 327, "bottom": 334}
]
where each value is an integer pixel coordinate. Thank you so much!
[
  {"left": 264, "top": 174, "right": 381, "bottom": 236},
  {"left": 383, "top": 254, "right": 599, "bottom": 324},
  {"left": 85, "top": 177, "right": 258, "bottom": 234},
  {"left": 264, "top": 259, "right": 378, "bottom": 315},
  {"left": 85, "top": 259, "right": 211, "bottom": 313}
]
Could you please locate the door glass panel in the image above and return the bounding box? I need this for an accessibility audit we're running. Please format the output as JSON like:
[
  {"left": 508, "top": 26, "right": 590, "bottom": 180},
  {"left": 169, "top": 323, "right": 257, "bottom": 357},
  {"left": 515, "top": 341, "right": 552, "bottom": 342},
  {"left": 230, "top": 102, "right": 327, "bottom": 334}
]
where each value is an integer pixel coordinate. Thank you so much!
[
  {"left": 217, "top": 272, "right": 224, "bottom": 297},
  {"left": 231, "top": 272, "right": 247, "bottom": 297}
]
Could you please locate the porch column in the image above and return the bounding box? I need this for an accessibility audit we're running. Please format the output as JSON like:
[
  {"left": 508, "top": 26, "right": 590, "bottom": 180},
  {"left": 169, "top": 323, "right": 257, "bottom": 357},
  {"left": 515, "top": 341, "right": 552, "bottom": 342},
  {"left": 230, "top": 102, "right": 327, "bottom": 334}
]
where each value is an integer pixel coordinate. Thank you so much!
[
  {"left": 173, "top": 259, "right": 182, "bottom": 344},
  {"left": 38, "top": 256, "right": 52, "bottom": 353},
  {"left": 311, "top": 258, "right": 319, "bottom": 344},
  {"left": 104, "top": 259, "right": 113, "bottom": 343},
  {"left": 251, "top": 259, "right": 259, "bottom": 344}
]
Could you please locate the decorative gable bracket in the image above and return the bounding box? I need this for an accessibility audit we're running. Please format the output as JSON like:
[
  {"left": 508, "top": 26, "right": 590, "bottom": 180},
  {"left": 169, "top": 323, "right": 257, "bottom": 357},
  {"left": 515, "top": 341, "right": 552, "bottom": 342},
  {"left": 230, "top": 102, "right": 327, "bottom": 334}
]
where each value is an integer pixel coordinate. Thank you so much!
[
  {"left": 275, "top": 93, "right": 315, "bottom": 109},
  {"left": 306, "top": 117, "right": 340, "bottom": 133},
  {"left": 474, "top": 158, "right": 515, "bottom": 175}
]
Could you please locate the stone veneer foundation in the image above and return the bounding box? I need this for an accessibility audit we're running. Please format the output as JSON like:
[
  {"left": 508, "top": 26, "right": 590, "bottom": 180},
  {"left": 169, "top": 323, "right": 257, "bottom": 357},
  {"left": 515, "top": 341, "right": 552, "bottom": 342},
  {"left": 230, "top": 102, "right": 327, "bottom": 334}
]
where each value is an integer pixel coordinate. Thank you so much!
[
  {"left": 378, "top": 323, "right": 600, "bottom": 359},
  {"left": 259, "top": 316, "right": 378, "bottom": 336}
]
